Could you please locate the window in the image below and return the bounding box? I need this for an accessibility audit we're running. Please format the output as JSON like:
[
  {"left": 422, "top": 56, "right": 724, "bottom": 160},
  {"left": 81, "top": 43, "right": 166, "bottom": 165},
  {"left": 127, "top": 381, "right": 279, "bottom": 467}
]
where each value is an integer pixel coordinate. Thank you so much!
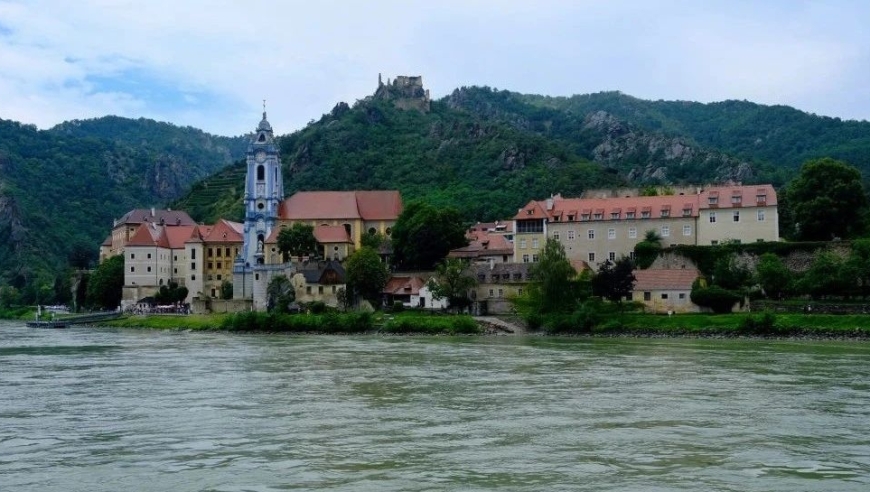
[
  {"left": 208, "top": 248, "right": 213, "bottom": 258},
  {"left": 224, "top": 247, "right": 230, "bottom": 257},
  {"left": 683, "top": 225, "right": 692, "bottom": 236},
  {"left": 661, "top": 209, "right": 670, "bottom": 218},
  {"left": 191, "top": 274, "right": 196, "bottom": 281},
  {"left": 641, "top": 211, "right": 651, "bottom": 219},
  {"left": 629, "top": 227, "right": 637, "bottom": 239},
  {"left": 519, "top": 239, "right": 527, "bottom": 249},
  {"left": 626, "top": 212, "right": 636, "bottom": 219},
  {"left": 174, "top": 268, "right": 178, "bottom": 274},
  {"left": 733, "top": 211, "right": 740, "bottom": 222},
  {"left": 208, "top": 262, "right": 213, "bottom": 270},
  {"left": 191, "top": 249, "right": 196, "bottom": 260},
  {"left": 610, "top": 212, "right": 620, "bottom": 220},
  {"left": 757, "top": 210, "right": 765, "bottom": 221},
  {"left": 516, "top": 219, "right": 544, "bottom": 233},
  {"left": 581, "top": 213, "right": 591, "bottom": 221},
  {"left": 588, "top": 229, "right": 595, "bottom": 240},
  {"left": 532, "top": 238, "right": 539, "bottom": 248},
  {"left": 306, "top": 286, "right": 312, "bottom": 294},
  {"left": 679, "top": 293, "right": 686, "bottom": 300},
  {"left": 588, "top": 252, "right": 595, "bottom": 262},
  {"left": 532, "top": 254, "right": 539, "bottom": 262},
  {"left": 711, "top": 240, "right": 719, "bottom": 245},
  {"left": 643, "top": 292, "right": 651, "bottom": 301},
  {"left": 489, "top": 289, "right": 494, "bottom": 297},
  {"left": 608, "top": 228, "right": 616, "bottom": 239},
  {"left": 682, "top": 208, "right": 692, "bottom": 217},
  {"left": 661, "top": 226, "right": 670, "bottom": 237},
  {"left": 147, "top": 266, "right": 151, "bottom": 272},
  {"left": 477, "top": 274, "right": 486, "bottom": 281},
  {"left": 567, "top": 230, "right": 575, "bottom": 240},
  {"left": 608, "top": 251, "right": 616, "bottom": 261},
  {"left": 130, "top": 253, "right": 135, "bottom": 260},
  {"left": 708, "top": 196, "right": 718, "bottom": 205},
  {"left": 593, "top": 212, "right": 603, "bottom": 220},
  {"left": 568, "top": 215, "right": 575, "bottom": 221},
  {"left": 498, "top": 288, "right": 504, "bottom": 298},
  {"left": 191, "top": 262, "right": 196, "bottom": 271},
  {"left": 628, "top": 251, "right": 637, "bottom": 261},
  {"left": 217, "top": 248, "right": 222, "bottom": 257},
  {"left": 147, "top": 253, "right": 151, "bottom": 259},
  {"left": 513, "top": 273, "right": 522, "bottom": 281},
  {"left": 553, "top": 231, "right": 560, "bottom": 241},
  {"left": 211, "top": 289, "right": 216, "bottom": 297},
  {"left": 319, "top": 286, "right": 324, "bottom": 294},
  {"left": 661, "top": 293, "right": 669, "bottom": 300},
  {"left": 217, "top": 262, "right": 222, "bottom": 270},
  {"left": 518, "top": 288, "right": 524, "bottom": 295},
  {"left": 522, "top": 254, "right": 529, "bottom": 263},
  {"left": 732, "top": 195, "right": 742, "bottom": 204},
  {"left": 217, "top": 274, "right": 222, "bottom": 281},
  {"left": 174, "top": 255, "right": 178, "bottom": 261},
  {"left": 709, "top": 212, "right": 717, "bottom": 223},
  {"left": 130, "top": 266, "right": 135, "bottom": 272}
]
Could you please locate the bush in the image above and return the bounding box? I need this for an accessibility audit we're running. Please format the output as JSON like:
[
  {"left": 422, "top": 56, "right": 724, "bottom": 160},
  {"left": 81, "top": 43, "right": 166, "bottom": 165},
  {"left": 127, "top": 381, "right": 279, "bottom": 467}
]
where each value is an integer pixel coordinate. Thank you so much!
[
  {"left": 382, "top": 315, "right": 480, "bottom": 335},
  {"left": 220, "top": 311, "right": 373, "bottom": 333},
  {"left": 739, "top": 312, "right": 779, "bottom": 335},
  {"left": 691, "top": 285, "right": 742, "bottom": 313}
]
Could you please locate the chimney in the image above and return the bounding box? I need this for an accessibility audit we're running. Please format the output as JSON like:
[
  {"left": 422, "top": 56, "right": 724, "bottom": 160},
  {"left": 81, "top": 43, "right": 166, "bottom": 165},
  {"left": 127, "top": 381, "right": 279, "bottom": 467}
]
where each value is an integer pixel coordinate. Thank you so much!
[{"left": 546, "top": 196, "right": 554, "bottom": 211}]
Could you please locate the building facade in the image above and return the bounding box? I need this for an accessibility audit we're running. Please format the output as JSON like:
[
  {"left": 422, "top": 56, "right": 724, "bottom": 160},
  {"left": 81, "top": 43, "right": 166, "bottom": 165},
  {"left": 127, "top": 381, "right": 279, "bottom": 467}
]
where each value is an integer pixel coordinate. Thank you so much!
[{"left": 513, "top": 185, "right": 779, "bottom": 269}]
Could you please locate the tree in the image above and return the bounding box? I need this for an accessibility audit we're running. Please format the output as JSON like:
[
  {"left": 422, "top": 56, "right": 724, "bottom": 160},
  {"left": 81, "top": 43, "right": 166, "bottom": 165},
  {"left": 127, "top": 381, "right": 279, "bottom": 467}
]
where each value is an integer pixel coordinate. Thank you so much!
[
  {"left": 633, "top": 229, "right": 663, "bottom": 269},
  {"left": 277, "top": 223, "right": 318, "bottom": 262},
  {"left": 428, "top": 258, "right": 477, "bottom": 312},
  {"left": 361, "top": 230, "right": 386, "bottom": 250},
  {"left": 592, "top": 257, "right": 636, "bottom": 306},
  {"left": 795, "top": 252, "right": 849, "bottom": 300},
  {"left": 712, "top": 256, "right": 752, "bottom": 291},
  {"left": 85, "top": 255, "right": 124, "bottom": 310},
  {"left": 154, "top": 281, "right": 189, "bottom": 305},
  {"left": 345, "top": 247, "right": 389, "bottom": 307},
  {"left": 220, "top": 280, "right": 233, "bottom": 300},
  {"left": 266, "top": 275, "right": 295, "bottom": 313},
  {"left": 785, "top": 158, "right": 869, "bottom": 240},
  {"left": 530, "top": 238, "right": 577, "bottom": 314},
  {"left": 755, "top": 253, "right": 791, "bottom": 299},
  {"left": 846, "top": 239, "right": 870, "bottom": 299},
  {"left": 391, "top": 202, "right": 468, "bottom": 270}
]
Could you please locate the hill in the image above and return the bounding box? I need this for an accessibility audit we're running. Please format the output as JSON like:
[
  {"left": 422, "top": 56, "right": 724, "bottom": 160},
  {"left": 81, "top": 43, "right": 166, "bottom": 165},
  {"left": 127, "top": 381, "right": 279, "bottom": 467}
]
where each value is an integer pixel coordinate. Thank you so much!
[{"left": 0, "top": 116, "right": 246, "bottom": 298}]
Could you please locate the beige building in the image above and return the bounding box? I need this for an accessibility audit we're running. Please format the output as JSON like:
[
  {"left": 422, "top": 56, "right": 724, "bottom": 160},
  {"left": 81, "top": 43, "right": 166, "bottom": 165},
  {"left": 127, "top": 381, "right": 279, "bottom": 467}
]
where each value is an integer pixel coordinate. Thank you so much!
[
  {"left": 632, "top": 269, "right": 702, "bottom": 314},
  {"left": 100, "top": 208, "right": 196, "bottom": 262},
  {"left": 514, "top": 185, "right": 779, "bottom": 269},
  {"left": 276, "top": 190, "right": 403, "bottom": 252},
  {"left": 468, "top": 262, "right": 532, "bottom": 315}
]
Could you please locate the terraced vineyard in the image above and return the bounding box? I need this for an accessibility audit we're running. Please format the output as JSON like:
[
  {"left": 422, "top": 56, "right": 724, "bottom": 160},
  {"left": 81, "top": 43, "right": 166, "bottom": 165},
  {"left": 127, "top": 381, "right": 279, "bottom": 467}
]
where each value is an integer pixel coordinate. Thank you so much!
[{"left": 172, "top": 162, "right": 247, "bottom": 223}]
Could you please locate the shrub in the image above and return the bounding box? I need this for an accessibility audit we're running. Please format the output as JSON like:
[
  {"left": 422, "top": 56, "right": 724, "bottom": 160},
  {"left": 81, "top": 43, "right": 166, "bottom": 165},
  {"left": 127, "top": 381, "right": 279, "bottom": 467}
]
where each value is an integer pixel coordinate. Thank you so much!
[
  {"left": 382, "top": 315, "right": 480, "bottom": 335},
  {"left": 691, "top": 285, "right": 742, "bottom": 314},
  {"left": 739, "top": 312, "right": 779, "bottom": 335}
]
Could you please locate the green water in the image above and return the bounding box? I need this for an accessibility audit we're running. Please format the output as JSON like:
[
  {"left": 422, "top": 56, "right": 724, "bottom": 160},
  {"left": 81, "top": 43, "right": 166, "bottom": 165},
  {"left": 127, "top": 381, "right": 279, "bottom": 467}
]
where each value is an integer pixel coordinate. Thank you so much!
[{"left": 1, "top": 320, "right": 869, "bottom": 491}]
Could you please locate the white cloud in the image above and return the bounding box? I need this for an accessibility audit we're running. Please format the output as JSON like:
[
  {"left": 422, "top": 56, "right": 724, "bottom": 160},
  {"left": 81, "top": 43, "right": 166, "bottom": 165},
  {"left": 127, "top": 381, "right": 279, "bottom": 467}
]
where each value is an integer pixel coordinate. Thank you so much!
[{"left": 1, "top": 0, "right": 869, "bottom": 135}]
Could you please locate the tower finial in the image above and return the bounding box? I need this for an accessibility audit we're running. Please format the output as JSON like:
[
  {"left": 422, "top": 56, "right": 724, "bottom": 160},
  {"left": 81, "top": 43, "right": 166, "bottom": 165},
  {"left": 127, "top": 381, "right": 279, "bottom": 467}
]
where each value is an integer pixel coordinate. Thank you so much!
[{"left": 262, "top": 99, "right": 267, "bottom": 119}]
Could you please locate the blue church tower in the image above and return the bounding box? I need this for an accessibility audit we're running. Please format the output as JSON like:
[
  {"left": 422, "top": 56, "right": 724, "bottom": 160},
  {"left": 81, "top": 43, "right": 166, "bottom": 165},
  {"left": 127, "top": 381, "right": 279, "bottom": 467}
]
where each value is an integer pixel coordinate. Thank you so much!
[{"left": 242, "top": 106, "right": 283, "bottom": 267}]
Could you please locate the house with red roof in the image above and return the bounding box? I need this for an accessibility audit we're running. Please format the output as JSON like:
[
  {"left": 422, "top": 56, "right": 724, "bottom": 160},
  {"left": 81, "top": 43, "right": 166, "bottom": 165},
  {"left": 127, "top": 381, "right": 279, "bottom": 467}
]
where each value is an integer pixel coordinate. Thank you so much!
[
  {"left": 277, "top": 190, "right": 402, "bottom": 253},
  {"left": 513, "top": 185, "right": 778, "bottom": 270},
  {"left": 100, "top": 208, "right": 196, "bottom": 262},
  {"left": 631, "top": 268, "right": 703, "bottom": 313}
]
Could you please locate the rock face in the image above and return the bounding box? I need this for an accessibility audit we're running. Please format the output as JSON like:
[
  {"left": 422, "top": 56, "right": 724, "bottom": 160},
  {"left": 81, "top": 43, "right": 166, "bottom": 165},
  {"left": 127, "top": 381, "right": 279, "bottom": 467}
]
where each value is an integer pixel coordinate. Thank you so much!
[
  {"left": 374, "top": 74, "right": 431, "bottom": 112},
  {"left": 583, "top": 111, "right": 754, "bottom": 185}
]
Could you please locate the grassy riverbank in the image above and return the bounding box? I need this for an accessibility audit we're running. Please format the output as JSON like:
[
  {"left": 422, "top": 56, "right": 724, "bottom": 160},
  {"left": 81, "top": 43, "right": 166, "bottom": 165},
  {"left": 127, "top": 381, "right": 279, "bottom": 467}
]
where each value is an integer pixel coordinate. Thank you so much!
[
  {"left": 95, "top": 311, "right": 482, "bottom": 335},
  {"left": 590, "top": 312, "right": 870, "bottom": 338}
]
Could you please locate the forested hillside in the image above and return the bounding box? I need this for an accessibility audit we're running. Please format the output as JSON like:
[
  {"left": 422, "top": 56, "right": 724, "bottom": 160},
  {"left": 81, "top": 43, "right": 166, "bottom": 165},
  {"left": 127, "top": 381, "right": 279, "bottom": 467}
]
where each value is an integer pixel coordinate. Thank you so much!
[
  {"left": 5, "top": 82, "right": 870, "bottom": 306},
  {"left": 0, "top": 116, "right": 246, "bottom": 300}
]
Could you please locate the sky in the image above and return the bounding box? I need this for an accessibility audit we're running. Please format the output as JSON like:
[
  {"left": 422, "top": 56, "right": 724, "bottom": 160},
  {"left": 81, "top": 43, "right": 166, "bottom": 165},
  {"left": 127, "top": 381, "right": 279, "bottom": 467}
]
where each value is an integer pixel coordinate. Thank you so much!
[{"left": 1, "top": 0, "right": 869, "bottom": 137}]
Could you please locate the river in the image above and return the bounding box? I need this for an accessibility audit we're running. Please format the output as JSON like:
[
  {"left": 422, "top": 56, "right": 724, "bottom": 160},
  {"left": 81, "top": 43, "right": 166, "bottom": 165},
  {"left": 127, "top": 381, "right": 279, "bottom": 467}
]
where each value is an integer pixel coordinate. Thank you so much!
[{"left": 1, "top": 320, "right": 869, "bottom": 491}]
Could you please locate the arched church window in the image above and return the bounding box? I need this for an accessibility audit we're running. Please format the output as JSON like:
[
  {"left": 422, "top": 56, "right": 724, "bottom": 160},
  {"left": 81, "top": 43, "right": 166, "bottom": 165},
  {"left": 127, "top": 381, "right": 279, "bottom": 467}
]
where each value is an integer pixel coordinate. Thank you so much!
[
  {"left": 343, "top": 223, "right": 352, "bottom": 237},
  {"left": 257, "top": 165, "right": 265, "bottom": 181},
  {"left": 258, "top": 133, "right": 265, "bottom": 142}
]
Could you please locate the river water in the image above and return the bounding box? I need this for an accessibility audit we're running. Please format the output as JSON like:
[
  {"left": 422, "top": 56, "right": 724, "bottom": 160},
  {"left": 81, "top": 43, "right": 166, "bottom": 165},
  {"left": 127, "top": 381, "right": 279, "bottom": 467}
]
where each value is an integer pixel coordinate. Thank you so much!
[{"left": 1, "top": 320, "right": 869, "bottom": 491}]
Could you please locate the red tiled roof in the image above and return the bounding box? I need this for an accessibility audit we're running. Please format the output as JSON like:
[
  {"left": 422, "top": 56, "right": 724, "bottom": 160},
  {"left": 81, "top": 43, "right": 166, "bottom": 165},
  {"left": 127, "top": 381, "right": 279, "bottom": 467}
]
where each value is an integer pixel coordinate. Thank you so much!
[
  {"left": 449, "top": 231, "right": 513, "bottom": 258},
  {"left": 314, "top": 225, "right": 352, "bottom": 244},
  {"left": 279, "top": 190, "right": 402, "bottom": 221},
  {"left": 126, "top": 224, "right": 160, "bottom": 247},
  {"left": 202, "top": 219, "right": 244, "bottom": 244},
  {"left": 162, "top": 225, "right": 198, "bottom": 249},
  {"left": 101, "top": 235, "right": 112, "bottom": 247},
  {"left": 514, "top": 200, "right": 549, "bottom": 220},
  {"left": 633, "top": 269, "right": 700, "bottom": 291},
  {"left": 699, "top": 184, "right": 777, "bottom": 208},
  {"left": 383, "top": 276, "right": 426, "bottom": 295}
]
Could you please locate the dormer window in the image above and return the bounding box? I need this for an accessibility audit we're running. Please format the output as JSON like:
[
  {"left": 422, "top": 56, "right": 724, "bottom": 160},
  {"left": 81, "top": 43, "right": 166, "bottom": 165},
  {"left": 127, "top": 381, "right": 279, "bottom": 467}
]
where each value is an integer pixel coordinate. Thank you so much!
[
  {"left": 258, "top": 133, "right": 266, "bottom": 142},
  {"left": 641, "top": 211, "right": 651, "bottom": 219},
  {"left": 567, "top": 215, "right": 575, "bottom": 221},
  {"left": 731, "top": 192, "right": 742, "bottom": 204},
  {"left": 526, "top": 209, "right": 533, "bottom": 215},
  {"left": 593, "top": 213, "right": 603, "bottom": 220},
  {"left": 581, "top": 213, "right": 590, "bottom": 221},
  {"left": 610, "top": 212, "right": 620, "bottom": 219},
  {"left": 683, "top": 207, "right": 692, "bottom": 217},
  {"left": 626, "top": 212, "right": 636, "bottom": 219},
  {"left": 661, "top": 207, "right": 670, "bottom": 218}
]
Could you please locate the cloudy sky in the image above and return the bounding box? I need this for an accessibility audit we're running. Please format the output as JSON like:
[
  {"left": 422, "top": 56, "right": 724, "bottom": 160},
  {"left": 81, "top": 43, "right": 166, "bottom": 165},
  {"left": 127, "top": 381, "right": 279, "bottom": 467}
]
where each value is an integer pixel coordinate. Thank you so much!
[{"left": 1, "top": 0, "right": 869, "bottom": 136}]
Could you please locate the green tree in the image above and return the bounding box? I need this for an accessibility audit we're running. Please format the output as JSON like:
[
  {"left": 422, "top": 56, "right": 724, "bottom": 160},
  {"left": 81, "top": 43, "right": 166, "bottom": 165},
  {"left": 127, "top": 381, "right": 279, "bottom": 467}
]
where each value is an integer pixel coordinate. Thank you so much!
[
  {"left": 361, "top": 230, "right": 386, "bottom": 250},
  {"left": 154, "top": 281, "right": 189, "bottom": 305},
  {"left": 755, "top": 253, "right": 791, "bottom": 299},
  {"left": 785, "top": 158, "right": 869, "bottom": 240},
  {"left": 428, "top": 258, "right": 477, "bottom": 312},
  {"left": 277, "top": 223, "right": 318, "bottom": 261},
  {"left": 712, "top": 256, "right": 752, "bottom": 291},
  {"left": 530, "top": 238, "right": 577, "bottom": 314},
  {"left": 591, "top": 257, "right": 636, "bottom": 306},
  {"left": 795, "top": 252, "right": 848, "bottom": 299},
  {"left": 391, "top": 202, "right": 468, "bottom": 270},
  {"left": 345, "top": 247, "right": 389, "bottom": 307},
  {"left": 846, "top": 239, "right": 870, "bottom": 299},
  {"left": 220, "top": 280, "right": 234, "bottom": 300},
  {"left": 634, "top": 229, "right": 663, "bottom": 269},
  {"left": 85, "top": 255, "right": 124, "bottom": 310},
  {"left": 266, "top": 275, "right": 296, "bottom": 313}
]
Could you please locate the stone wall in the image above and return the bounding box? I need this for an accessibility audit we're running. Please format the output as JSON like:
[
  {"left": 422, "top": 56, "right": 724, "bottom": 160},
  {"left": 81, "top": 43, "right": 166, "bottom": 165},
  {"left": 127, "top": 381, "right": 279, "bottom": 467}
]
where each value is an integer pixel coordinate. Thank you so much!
[{"left": 191, "top": 298, "right": 252, "bottom": 314}]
